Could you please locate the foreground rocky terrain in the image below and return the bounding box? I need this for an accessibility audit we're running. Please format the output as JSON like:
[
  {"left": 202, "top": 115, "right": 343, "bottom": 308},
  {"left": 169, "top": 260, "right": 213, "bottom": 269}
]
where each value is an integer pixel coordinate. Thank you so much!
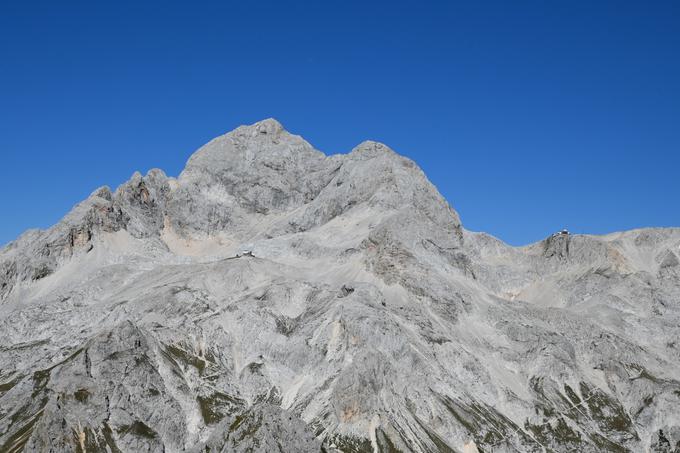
[{"left": 1, "top": 119, "right": 679, "bottom": 452}]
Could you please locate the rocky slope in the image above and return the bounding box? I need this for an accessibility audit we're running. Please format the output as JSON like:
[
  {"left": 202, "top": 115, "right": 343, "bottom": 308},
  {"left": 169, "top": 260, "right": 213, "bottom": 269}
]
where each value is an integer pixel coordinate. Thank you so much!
[{"left": 1, "top": 119, "right": 679, "bottom": 453}]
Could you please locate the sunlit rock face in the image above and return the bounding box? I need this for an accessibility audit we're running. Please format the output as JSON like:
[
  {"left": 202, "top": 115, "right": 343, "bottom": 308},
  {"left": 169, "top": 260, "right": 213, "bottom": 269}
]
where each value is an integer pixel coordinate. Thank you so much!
[{"left": 1, "top": 119, "right": 679, "bottom": 453}]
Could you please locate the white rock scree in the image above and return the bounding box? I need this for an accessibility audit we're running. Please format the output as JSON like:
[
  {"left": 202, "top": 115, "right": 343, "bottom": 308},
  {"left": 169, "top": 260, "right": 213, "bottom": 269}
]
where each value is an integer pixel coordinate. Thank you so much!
[{"left": 0, "top": 119, "right": 678, "bottom": 452}]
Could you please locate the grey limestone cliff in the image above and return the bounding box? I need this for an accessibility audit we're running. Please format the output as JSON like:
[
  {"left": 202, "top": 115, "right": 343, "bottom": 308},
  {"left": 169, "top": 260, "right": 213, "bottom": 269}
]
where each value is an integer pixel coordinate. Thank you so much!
[{"left": 1, "top": 119, "right": 679, "bottom": 452}]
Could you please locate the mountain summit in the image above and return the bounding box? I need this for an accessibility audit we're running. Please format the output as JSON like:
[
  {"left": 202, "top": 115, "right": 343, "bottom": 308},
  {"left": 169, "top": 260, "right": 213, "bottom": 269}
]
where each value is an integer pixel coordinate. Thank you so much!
[{"left": 1, "top": 120, "right": 679, "bottom": 452}]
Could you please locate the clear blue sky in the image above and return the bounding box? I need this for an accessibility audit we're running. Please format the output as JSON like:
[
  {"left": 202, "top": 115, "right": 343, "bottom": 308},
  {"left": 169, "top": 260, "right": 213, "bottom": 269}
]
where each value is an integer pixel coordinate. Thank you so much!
[{"left": 1, "top": 1, "right": 679, "bottom": 246}]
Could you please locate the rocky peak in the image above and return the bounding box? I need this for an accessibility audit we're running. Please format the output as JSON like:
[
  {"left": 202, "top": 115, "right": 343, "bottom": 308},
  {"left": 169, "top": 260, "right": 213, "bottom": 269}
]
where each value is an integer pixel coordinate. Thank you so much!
[
  {"left": 1, "top": 120, "right": 679, "bottom": 453},
  {"left": 181, "top": 118, "right": 324, "bottom": 178},
  {"left": 240, "top": 117, "right": 285, "bottom": 137},
  {"left": 348, "top": 140, "right": 398, "bottom": 160}
]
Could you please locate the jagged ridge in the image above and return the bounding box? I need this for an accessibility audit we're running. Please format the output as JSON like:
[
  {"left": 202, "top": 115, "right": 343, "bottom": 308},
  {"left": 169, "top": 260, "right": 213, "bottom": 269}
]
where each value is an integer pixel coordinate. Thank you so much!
[{"left": 1, "top": 119, "right": 679, "bottom": 452}]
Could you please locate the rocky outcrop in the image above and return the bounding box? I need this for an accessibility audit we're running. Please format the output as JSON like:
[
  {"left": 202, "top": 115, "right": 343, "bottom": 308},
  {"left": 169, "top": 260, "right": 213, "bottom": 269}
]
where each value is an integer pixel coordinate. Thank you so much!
[{"left": 1, "top": 119, "right": 679, "bottom": 452}]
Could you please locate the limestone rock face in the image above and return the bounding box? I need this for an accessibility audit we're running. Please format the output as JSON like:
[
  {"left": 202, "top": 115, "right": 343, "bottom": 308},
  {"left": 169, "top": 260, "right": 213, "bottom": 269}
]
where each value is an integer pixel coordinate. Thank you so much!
[{"left": 1, "top": 119, "right": 679, "bottom": 452}]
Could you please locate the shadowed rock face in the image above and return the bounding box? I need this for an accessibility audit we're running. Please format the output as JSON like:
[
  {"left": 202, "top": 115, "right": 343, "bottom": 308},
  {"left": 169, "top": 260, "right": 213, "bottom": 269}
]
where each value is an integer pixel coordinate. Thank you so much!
[{"left": 1, "top": 118, "right": 679, "bottom": 453}]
